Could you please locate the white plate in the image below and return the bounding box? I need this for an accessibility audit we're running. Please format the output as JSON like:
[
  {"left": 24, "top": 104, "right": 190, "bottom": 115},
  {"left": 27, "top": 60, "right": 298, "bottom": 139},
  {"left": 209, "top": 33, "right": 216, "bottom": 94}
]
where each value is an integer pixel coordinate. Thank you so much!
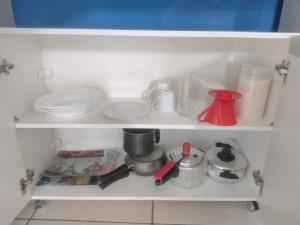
[
  {"left": 35, "top": 103, "right": 91, "bottom": 117},
  {"left": 34, "top": 88, "right": 101, "bottom": 110},
  {"left": 101, "top": 100, "right": 152, "bottom": 121},
  {"left": 34, "top": 88, "right": 101, "bottom": 117}
]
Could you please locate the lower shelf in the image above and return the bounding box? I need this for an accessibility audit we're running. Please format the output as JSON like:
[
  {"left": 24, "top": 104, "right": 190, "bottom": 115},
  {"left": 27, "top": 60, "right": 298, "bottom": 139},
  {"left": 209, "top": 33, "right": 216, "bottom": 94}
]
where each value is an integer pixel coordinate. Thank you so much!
[{"left": 32, "top": 174, "right": 258, "bottom": 201}]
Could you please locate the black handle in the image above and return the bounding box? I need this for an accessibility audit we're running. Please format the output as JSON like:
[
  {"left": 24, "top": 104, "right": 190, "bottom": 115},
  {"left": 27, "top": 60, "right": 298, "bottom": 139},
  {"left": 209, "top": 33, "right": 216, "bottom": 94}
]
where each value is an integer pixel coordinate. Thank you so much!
[
  {"left": 155, "top": 129, "right": 160, "bottom": 144},
  {"left": 99, "top": 164, "right": 130, "bottom": 189},
  {"left": 219, "top": 170, "right": 239, "bottom": 180},
  {"left": 216, "top": 142, "right": 235, "bottom": 162},
  {"left": 89, "top": 176, "right": 102, "bottom": 185},
  {"left": 155, "top": 165, "right": 179, "bottom": 186},
  {"left": 216, "top": 142, "right": 231, "bottom": 148}
]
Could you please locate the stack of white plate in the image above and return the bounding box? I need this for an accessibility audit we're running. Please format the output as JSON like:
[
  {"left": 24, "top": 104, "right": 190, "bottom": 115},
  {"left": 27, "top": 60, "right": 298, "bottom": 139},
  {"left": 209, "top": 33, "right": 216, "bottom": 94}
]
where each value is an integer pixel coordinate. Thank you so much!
[{"left": 34, "top": 88, "right": 101, "bottom": 117}]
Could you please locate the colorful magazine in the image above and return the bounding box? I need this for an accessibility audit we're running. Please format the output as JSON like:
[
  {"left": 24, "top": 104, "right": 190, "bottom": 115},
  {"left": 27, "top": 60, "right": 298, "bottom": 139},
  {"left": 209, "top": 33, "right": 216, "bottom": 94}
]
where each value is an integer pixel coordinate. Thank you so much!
[{"left": 37, "top": 149, "right": 122, "bottom": 185}]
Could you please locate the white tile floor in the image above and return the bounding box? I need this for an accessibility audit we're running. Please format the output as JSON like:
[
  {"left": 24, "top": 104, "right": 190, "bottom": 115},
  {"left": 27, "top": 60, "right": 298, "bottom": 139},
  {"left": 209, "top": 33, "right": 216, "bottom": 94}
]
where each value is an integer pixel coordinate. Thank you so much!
[
  {"left": 11, "top": 201, "right": 262, "bottom": 225},
  {"left": 32, "top": 201, "right": 151, "bottom": 223},
  {"left": 29, "top": 222, "right": 147, "bottom": 225},
  {"left": 154, "top": 201, "right": 223, "bottom": 225},
  {"left": 16, "top": 201, "right": 36, "bottom": 219}
]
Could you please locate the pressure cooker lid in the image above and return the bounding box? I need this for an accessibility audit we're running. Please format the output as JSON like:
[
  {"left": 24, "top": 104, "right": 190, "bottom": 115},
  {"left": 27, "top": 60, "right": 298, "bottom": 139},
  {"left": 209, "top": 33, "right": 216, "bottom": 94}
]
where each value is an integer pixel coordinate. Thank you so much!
[
  {"left": 168, "top": 143, "right": 205, "bottom": 167},
  {"left": 206, "top": 142, "right": 248, "bottom": 171}
]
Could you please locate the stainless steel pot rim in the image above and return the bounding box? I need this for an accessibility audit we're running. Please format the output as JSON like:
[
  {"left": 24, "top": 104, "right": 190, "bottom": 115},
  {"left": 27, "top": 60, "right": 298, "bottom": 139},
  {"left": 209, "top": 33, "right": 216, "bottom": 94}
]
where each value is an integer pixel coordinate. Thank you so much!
[
  {"left": 128, "top": 147, "right": 165, "bottom": 162},
  {"left": 207, "top": 161, "right": 247, "bottom": 172},
  {"left": 123, "top": 128, "right": 156, "bottom": 135},
  {"left": 167, "top": 147, "right": 205, "bottom": 167},
  {"left": 177, "top": 164, "right": 206, "bottom": 170},
  {"left": 180, "top": 156, "right": 205, "bottom": 167}
]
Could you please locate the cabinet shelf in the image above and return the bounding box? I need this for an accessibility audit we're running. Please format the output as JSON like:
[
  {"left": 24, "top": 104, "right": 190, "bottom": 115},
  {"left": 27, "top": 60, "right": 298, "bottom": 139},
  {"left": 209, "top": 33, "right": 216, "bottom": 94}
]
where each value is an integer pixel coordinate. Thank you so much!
[
  {"left": 0, "top": 28, "right": 293, "bottom": 39},
  {"left": 32, "top": 174, "right": 258, "bottom": 201},
  {"left": 15, "top": 107, "right": 272, "bottom": 131}
]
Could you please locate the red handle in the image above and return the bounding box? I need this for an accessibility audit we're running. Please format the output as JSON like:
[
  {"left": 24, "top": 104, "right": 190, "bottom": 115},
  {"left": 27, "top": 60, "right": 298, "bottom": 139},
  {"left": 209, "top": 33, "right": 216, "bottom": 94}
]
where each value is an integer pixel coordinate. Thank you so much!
[
  {"left": 153, "top": 160, "right": 176, "bottom": 180},
  {"left": 197, "top": 106, "right": 211, "bottom": 122}
]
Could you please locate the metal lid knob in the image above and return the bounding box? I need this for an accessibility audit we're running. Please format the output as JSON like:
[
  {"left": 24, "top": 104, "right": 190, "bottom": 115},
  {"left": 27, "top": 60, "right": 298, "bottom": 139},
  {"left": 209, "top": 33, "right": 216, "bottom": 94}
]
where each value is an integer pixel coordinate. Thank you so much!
[{"left": 216, "top": 142, "right": 235, "bottom": 162}]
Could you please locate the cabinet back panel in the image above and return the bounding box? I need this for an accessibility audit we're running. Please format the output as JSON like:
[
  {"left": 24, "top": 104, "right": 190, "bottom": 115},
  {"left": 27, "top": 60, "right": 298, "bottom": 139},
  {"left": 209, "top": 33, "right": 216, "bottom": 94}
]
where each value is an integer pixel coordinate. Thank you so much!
[
  {"left": 39, "top": 36, "right": 289, "bottom": 97},
  {"left": 54, "top": 128, "right": 270, "bottom": 175}
]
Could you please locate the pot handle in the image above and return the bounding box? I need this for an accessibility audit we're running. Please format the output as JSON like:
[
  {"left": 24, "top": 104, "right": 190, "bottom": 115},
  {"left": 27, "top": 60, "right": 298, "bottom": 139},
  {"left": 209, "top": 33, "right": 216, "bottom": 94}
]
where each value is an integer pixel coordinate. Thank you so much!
[
  {"left": 99, "top": 164, "right": 130, "bottom": 189},
  {"left": 154, "top": 160, "right": 179, "bottom": 185},
  {"left": 155, "top": 129, "right": 160, "bottom": 144},
  {"left": 219, "top": 170, "right": 239, "bottom": 180}
]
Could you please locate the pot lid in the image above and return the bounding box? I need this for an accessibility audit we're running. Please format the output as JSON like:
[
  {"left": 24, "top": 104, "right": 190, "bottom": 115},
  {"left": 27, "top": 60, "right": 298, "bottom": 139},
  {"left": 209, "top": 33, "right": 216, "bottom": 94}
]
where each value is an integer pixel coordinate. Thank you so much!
[
  {"left": 167, "top": 143, "right": 205, "bottom": 168},
  {"left": 206, "top": 142, "right": 248, "bottom": 171}
]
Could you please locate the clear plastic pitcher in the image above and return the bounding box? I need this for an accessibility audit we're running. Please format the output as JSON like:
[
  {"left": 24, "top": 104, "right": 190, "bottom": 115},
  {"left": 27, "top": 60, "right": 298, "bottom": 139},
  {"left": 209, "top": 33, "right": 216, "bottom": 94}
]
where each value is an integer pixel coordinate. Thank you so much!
[
  {"left": 176, "top": 76, "right": 199, "bottom": 117},
  {"left": 176, "top": 76, "right": 225, "bottom": 117}
]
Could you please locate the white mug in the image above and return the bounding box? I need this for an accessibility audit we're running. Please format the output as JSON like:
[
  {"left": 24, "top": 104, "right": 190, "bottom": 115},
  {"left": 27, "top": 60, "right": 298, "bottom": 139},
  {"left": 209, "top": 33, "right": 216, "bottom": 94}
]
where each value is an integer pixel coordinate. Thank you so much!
[
  {"left": 154, "top": 90, "right": 174, "bottom": 112},
  {"left": 143, "top": 79, "right": 173, "bottom": 104}
]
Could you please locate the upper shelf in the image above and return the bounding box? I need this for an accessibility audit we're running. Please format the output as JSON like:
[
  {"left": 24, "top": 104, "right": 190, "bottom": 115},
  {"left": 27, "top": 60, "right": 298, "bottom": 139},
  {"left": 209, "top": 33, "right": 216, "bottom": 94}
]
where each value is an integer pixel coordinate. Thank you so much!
[
  {"left": 16, "top": 103, "right": 272, "bottom": 131},
  {"left": 0, "top": 28, "right": 295, "bottom": 39}
]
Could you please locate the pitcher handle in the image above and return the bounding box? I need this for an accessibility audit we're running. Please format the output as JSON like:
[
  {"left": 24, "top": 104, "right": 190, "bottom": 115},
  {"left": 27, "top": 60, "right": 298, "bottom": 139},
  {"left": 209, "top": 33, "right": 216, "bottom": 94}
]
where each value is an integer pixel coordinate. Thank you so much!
[
  {"left": 155, "top": 129, "right": 160, "bottom": 144},
  {"left": 151, "top": 95, "right": 160, "bottom": 109},
  {"left": 197, "top": 106, "right": 211, "bottom": 122},
  {"left": 143, "top": 85, "right": 155, "bottom": 99}
]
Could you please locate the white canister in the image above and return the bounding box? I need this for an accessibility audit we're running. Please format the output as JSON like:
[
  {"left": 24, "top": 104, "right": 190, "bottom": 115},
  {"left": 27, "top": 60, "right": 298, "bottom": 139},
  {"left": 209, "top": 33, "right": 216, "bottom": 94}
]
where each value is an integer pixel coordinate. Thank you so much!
[{"left": 236, "top": 63, "right": 273, "bottom": 121}]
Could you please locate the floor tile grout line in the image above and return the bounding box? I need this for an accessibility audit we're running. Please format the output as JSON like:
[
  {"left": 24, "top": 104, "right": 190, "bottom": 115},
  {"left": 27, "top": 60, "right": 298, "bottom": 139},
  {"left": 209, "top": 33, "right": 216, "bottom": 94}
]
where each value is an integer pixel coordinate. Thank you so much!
[
  {"left": 154, "top": 223, "right": 207, "bottom": 225},
  {"left": 151, "top": 200, "right": 154, "bottom": 225},
  {"left": 26, "top": 219, "right": 198, "bottom": 225},
  {"left": 26, "top": 219, "right": 203, "bottom": 225},
  {"left": 25, "top": 208, "right": 37, "bottom": 225},
  {"left": 28, "top": 218, "right": 152, "bottom": 224},
  {"left": 14, "top": 218, "right": 30, "bottom": 221},
  {"left": 15, "top": 205, "right": 36, "bottom": 221}
]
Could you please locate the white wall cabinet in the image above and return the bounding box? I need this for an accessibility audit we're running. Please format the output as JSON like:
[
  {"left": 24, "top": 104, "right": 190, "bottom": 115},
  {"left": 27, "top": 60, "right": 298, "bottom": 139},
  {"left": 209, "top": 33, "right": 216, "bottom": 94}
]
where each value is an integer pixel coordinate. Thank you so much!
[{"left": 1, "top": 8, "right": 300, "bottom": 224}]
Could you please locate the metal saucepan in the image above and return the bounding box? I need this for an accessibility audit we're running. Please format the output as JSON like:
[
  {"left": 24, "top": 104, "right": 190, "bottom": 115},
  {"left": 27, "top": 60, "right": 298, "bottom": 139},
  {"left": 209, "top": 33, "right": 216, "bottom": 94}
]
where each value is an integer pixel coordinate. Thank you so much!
[
  {"left": 154, "top": 143, "right": 207, "bottom": 189},
  {"left": 99, "top": 147, "right": 166, "bottom": 189},
  {"left": 123, "top": 129, "right": 160, "bottom": 157},
  {"left": 206, "top": 142, "right": 248, "bottom": 183}
]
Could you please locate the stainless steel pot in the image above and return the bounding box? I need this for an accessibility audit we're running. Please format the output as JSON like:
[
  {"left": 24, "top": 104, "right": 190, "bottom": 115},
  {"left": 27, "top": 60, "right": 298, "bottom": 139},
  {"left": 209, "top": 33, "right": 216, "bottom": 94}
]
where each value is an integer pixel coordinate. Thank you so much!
[
  {"left": 123, "top": 129, "right": 160, "bottom": 157},
  {"left": 206, "top": 142, "right": 248, "bottom": 183},
  {"left": 154, "top": 143, "right": 206, "bottom": 189},
  {"left": 99, "top": 147, "right": 166, "bottom": 189}
]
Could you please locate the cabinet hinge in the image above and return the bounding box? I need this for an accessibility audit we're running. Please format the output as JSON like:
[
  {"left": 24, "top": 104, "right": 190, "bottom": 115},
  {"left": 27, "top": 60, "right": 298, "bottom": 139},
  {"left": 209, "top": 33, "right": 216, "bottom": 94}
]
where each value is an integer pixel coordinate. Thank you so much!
[
  {"left": 245, "top": 201, "right": 259, "bottom": 212},
  {"left": 275, "top": 60, "right": 290, "bottom": 84},
  {"left": 19, "top": 169, "right": 34, "bottom": 195},
  {"left": 253, "top": 170, "right": 264, "bottom": 195},
  {"left": 0, "top": 58, "right": 15, "bottom": 76}
]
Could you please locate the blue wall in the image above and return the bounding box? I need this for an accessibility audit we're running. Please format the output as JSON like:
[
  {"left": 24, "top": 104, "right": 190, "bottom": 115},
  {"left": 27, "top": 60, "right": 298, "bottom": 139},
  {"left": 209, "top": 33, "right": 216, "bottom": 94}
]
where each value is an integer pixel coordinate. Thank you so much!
[{"left": 12, "top": 0, "right": 283, "bottom": 31}]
